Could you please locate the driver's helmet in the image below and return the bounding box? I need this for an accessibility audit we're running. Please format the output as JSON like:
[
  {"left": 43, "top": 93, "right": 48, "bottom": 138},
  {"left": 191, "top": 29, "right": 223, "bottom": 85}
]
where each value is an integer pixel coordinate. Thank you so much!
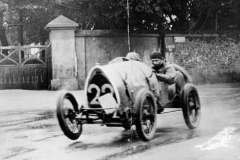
[{"left": 126, "top": 52, "right": 141, "bottom": 61}]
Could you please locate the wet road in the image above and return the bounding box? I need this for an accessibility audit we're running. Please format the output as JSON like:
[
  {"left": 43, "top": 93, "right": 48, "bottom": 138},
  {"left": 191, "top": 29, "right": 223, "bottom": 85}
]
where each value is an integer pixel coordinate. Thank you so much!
[{"left": 0, "top": 83, "right": 240, "bottom": 160}]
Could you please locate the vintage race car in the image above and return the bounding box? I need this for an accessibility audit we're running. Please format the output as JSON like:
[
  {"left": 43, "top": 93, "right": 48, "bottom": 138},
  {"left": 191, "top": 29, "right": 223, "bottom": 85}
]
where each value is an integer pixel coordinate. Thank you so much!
[{"left": 56, "top": 58, "right": 201, "bottom": 141}]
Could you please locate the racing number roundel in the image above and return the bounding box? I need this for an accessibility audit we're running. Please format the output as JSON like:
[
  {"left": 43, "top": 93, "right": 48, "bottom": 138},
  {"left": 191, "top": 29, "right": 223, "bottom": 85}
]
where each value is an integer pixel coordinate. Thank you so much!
[{"left": 87, "top": 83, "right": 114, "bottom": 105}]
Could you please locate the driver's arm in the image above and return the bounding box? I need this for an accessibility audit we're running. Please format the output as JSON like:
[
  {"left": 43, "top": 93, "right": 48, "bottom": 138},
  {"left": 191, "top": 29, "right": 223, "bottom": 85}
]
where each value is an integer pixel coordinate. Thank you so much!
[{"left": 155, "top": 65, "right": 176, "bottom": 85}]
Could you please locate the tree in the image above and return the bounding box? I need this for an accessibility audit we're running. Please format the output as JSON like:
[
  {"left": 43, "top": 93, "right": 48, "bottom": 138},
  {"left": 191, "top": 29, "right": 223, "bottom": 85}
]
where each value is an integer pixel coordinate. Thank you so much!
[
  {"left": 0, "top": 1, "right": 9, "bottom": 54},
  {"left": 187, "top": 0, "right": 239, "bottom": 33},
  {"left": 20, "top": 0, "right": 57, "bottom": 44},
  {"left": 1, "top": 0, "right": 240, "bottom": 48},
  {"left": 57, "top": 0, "right": 240, "bottom": 33},
  {"left": 1, "top": 0, "right": 57, "bottom": 45}
]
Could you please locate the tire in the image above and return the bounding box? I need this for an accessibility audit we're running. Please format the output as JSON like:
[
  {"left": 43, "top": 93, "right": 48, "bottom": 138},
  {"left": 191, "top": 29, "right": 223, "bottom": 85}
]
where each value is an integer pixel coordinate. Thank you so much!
[
  {"left": 56, "top": 91, "right": 82, "bottom": 140},
  {"left": 134, "top": 89, "right": 157, "bottom": 141},
  {"left": 182, "top": 83, "right": 201, "bottom": 129}
]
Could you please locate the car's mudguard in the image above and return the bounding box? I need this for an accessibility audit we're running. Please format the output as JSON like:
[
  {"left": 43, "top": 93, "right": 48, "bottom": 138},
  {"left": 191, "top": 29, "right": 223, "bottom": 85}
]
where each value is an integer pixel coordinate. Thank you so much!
[{"left": 172, "top": 63, "right": 193, "bottom": 83}]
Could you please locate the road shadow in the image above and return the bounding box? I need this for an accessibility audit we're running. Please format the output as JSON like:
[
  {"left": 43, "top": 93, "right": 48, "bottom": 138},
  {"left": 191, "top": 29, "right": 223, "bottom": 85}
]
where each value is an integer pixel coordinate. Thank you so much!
[{"left": 67, "top": 129, "right": 140, "bottom": 151}]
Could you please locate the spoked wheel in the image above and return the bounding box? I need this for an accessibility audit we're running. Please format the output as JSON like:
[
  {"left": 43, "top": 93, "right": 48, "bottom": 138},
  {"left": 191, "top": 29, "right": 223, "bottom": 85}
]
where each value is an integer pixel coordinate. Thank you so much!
[
  {"left": 56, "top": 91, "right": 82, "bottom": 140},
  {"left": 182, "top": 83, "right": 201, "bottom": 129},
  {"left": 134, "top": 89, "right": 157, "bottom": 141}
]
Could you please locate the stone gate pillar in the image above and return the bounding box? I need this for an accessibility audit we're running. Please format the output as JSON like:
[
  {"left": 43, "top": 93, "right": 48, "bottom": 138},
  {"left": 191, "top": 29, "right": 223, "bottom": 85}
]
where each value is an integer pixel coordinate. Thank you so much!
[{"left": 45, "top": 15, "right": 78, "bottom": 90}]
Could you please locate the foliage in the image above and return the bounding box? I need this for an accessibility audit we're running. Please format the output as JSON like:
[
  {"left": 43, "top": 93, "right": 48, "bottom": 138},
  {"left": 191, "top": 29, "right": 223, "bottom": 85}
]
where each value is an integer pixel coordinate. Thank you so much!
[
  {"left": 1, "top": 0, "right": 56, "bottom": 45},
  {"left": 53, "top": 0, "right": 240, "bottom": 32},
  {"left": 188, "top": 0, "right": 240, "bottom": 33},
  {"left": 0, "top": 0, "right": 240, "bottom": 46}
]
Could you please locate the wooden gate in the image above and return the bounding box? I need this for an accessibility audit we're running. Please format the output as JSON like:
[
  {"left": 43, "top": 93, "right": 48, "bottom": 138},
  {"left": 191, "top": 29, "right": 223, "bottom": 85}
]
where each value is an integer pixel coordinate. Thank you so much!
[{"left": 0, "top": 45, "right": 51, "bottom": 90}]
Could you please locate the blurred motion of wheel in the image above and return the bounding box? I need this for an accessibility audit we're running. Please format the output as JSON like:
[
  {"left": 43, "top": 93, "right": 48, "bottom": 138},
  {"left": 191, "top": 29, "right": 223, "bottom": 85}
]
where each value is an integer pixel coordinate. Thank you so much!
[
  {"left": 182, "top": 83, "right": 201, "bottom": 129},
  {"left": 56, "top": 91, "right": 82, "bottom": 140},
  {"left": 134, "top": 89, "right": 157, "bottom": 141}
]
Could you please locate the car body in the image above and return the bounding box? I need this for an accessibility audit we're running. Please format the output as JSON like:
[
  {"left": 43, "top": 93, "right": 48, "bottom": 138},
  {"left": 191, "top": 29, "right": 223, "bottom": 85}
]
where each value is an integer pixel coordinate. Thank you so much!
[{"left": 56, "top": 58, "right": 201, "bottom": 141}]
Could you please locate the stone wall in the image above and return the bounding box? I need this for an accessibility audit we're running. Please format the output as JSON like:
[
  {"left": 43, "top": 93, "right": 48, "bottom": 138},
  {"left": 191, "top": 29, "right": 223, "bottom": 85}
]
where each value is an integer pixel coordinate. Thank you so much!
[
  {"left": 46, "top": 15, "right": 240, "bottom": 90},
  {"left": 75, "top": 30, "right": 162, "bottom": 88},
  {"left": 172, "top": 35, "right": 240, "bottom": 84}
]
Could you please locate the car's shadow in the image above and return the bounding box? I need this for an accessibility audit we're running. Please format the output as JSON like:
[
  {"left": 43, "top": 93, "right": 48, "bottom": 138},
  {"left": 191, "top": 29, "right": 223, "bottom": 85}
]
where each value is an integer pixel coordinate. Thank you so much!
[
  {"left": 67, "top": 126, "right": 201, "bottom": 160},
  {"left": 68, "top": 125, "right": 200, "bottom": 149}
]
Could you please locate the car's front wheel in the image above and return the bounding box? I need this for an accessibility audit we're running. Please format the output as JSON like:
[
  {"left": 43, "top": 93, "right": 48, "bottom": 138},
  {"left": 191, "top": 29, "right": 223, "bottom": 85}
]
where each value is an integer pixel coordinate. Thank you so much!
[
  {"left": 134, "top": 89, "right": 157, "bottom": 141},
  {"left": 56, "top": 91, "right": 82, "bottom": 140}
]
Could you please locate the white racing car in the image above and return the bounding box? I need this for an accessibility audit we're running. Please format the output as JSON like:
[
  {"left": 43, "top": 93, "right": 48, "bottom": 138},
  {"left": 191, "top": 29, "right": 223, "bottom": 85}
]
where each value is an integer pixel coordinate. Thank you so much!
[{"left": 56, "top": 58, "right": 201, "bottom": 141}]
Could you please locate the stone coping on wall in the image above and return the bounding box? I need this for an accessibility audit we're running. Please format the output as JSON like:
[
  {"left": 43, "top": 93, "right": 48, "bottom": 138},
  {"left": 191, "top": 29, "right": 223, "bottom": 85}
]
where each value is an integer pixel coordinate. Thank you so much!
[
  {"left": 75, "top": 30, "right": 162, "bottom": 37},
  {"left": 45, "top": 15, "right": 78, "bottom": 30},
  {"left": 75, "top": 30, "right": 230, "bottom": 38},
  {"left": 165, "top": 33, "right": 220, "bottom": 37}
]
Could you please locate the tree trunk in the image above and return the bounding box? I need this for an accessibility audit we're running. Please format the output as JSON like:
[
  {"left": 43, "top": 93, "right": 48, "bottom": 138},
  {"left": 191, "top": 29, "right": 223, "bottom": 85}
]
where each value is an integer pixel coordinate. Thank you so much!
[
  {"left": 19, "top": 9, "right": 24, "bottom": 59},
  {"left": 215, "top": 11, "right": 219, "bottom": 32},
  {"left": 0, "top": 10, "right": 9, "bottom": 55},
  {"left": 19, "top": 9, "right": 24, "bottom": 45}
]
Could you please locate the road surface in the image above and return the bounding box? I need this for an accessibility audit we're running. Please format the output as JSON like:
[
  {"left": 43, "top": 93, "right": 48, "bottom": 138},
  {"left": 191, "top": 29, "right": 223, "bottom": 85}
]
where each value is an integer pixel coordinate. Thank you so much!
[{"left": 0, "top": 83, "right": 240, "bottom": 160}]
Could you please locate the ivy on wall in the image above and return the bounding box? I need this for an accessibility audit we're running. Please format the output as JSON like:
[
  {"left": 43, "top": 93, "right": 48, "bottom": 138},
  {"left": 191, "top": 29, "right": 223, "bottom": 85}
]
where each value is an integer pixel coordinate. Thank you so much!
[{"left": 173, "top": 36, "right": 240, "bottom": 83}]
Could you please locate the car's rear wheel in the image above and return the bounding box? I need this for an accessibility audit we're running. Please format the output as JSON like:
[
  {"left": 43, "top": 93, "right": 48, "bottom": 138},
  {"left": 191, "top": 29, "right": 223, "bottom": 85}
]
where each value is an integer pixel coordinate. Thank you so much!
[
  {"left": 56, "top": 91, "right": 82, "bottom": 140},
  {"left": 182, "top": 83, "right": 201, "bottom": 129},
  {"left": 134, "top": 89, "right": 157, "bottom": 141}
]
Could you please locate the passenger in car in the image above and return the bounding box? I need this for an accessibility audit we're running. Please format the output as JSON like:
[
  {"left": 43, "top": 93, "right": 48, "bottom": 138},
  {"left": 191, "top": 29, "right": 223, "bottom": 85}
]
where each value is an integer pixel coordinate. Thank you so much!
[
  {"left": 125, "top": 52, "right": 141, "bottom": 61},
  {"left": 108, "top": 52, "right": 141, "bottom": 64}
]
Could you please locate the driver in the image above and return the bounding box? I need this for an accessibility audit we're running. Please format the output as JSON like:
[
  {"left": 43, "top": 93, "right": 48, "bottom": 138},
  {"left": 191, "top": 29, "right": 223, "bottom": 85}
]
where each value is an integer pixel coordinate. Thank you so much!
[
  {"left": 150, "top": 51, "right": 176, "bottom": 85},
  {"left": 150, "top": 51, "right": 177, "bottom": 113}
]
